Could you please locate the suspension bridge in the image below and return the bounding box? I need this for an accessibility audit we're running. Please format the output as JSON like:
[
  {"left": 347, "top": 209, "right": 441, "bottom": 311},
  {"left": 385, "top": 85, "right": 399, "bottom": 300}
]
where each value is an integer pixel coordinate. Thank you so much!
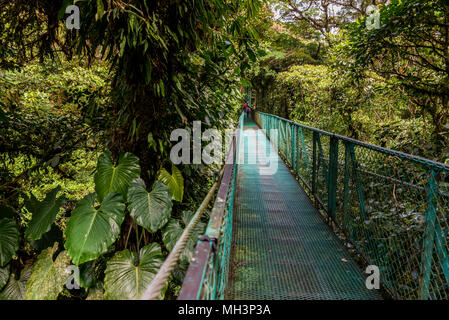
[{"left": 142, "top": 111, "right": 449, "bottom": 300}]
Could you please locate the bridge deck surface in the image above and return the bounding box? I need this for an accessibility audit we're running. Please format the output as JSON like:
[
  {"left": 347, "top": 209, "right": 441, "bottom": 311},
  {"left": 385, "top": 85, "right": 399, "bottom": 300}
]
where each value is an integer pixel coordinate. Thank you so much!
[{"left": 226, "top": 117, "right": 381, "bottom": 300}]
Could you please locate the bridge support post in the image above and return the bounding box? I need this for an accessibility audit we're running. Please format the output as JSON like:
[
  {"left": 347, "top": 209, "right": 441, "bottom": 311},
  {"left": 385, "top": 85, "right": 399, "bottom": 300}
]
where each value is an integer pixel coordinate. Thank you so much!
[
  {"left": 328, "top": 136, "right": 339, "bottom": 219},
  {"left": 312, "top": 131, "right": 318, "bottom": 199},
  {"left": 291, "top": 124, "right": 296, "bottom": 170},
  {"left": 343, "top": 142, "right": 351, "bottom": 237}
]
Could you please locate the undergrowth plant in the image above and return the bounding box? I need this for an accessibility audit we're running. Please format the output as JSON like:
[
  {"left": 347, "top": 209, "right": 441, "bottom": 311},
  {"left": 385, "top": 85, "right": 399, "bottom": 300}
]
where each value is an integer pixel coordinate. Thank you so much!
[{"left": 0, "top": 150, "right": 204, "bottom": 300}]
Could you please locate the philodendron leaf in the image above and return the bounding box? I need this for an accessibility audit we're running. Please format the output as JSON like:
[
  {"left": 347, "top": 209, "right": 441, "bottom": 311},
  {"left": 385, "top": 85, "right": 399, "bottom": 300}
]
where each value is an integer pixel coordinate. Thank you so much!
[
  {"left": 64, "top": 192, "right": 125, "bottom": 265},
  {"left": 0, "top": 218, "right": 20, "bottom": 267},
  {"left": 128, "top": 179, "right": 172, "bottom": 232},
  {"left": 76, "top": 260, "right": 97, "bottom": 289},
  {"left": 181, "top": 210, "right": 195, "bottom": 226},
  {"left": 25, "top": 243, "right": 71, "bottom": 300},
  {"left": 158, "top": 164, "right": 184, "bottom": 202},
  {"left": 162, "top": 217, "right": 205, "bottom": 263},
  {"left": 162, "top": 219, "right": 183, "bottom": 252},
  {"left": 0, "top": 265, "right": 9, "bottom": 291},
  {"left": 0, "top": 265, "right": 31, "bottom": 300},
  {"left": 94, "top": 150, "right": 141, "bottom": 202},
  {"left": 104, "top": 243, "right": 164, "bottom": 300},
  {"left": 171, "top": 260, "right": 190, "bottom": 284},
  {"left": 25, "top": 186, "right": 66, "bottom": 241},
  {"left": 29, "top": 223, "right": 63, "bottom": 252}
]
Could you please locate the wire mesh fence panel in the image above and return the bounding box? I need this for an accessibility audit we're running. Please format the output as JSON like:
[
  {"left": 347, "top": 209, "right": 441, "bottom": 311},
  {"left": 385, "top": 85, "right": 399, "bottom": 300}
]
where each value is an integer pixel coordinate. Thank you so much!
[
  {"left": 296, "top": 126, "right": 314, "bottom": 191},
  {"left": 341, "top": 142, "right": 429, "bottom": 299},
  {"left": 315, "top": 133, "right": 330, "bottom": 212},
  {"left": 254, "top": 111, "right": 449, "bottom": 300},
  {"left": 426, "top": 170, "right": 449, "bottom": 299}
]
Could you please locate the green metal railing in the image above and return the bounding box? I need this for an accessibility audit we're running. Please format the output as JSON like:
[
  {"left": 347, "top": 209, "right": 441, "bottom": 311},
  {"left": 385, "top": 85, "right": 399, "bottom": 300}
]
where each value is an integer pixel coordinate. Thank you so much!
[
  {"left": 253, "top": 111, "right": 449, "bottom": 300},
  {"left": 178, "top": 110, "right": 449, "bottom": 300},
  {"left": 178, "top": 114, "right": 243, "bottom": 300}
]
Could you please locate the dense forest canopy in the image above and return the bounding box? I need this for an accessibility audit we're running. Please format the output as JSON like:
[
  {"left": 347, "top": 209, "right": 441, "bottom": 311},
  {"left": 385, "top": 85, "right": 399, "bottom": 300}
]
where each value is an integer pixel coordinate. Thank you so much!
[
  {"left": 254, "top": 0, "right": 449, "bottom": 159},
  {"left": 0, "top": 0, "right": 448, "bottom": 300}
]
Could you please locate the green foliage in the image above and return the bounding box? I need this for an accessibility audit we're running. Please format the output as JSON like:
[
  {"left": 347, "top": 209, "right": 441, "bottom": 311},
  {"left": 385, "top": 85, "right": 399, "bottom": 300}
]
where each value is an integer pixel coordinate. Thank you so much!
[
  {"left": 29, "top": 224, "right": 64, "bottom": 252},
  {"left": 104, "top": 243, "right": 164, "bottom": 300},
  {"left": 64, "top": 192, "right": 126, "bottom": 265},
  {"left": 345, "top": 0, "right": 449, "bottom": 154},
  {"left": 25, "top": 186, "right": 66, "bottom": 241},
  {"left": 0, "top": 59, "right": 108, "bottom": 210},
  {"left": 25, "top": 243, "right": 71, "bottom": 300},
  {"left": 0, "top": 206, "right": 15, "bottom": 219},
  {"left": 94, "top": 151, "right": 141, "bottom": 202},
  {"left": 0, "top": 265, "right": 9, "bottom": 291},
  {"left": 0, "top": 144, "right": 209, "bottom": 300},
  {"left": 0, "top": 0, "right": 264, "bottom": 300},
  {"left": 160, "top": 209, "right": 205, "bottom": 291},
  {"left": 278, "top": 64, "right": 332, "bottom": 122},
  {"left": 273, "top": 0, "right": 389, "bottom": 41},
  {"left": 0, "top": 266, "right": 31, "bottom": 300},
  {"left": 162, "top": 212, "right": 206, "bottom": 263},
  {"left": 128, "top": 179, "right": 172, "bottom": 233},
  {"left": 158, "top": 165, "right": 184, "bottom": 202},
  {"left": 162, "top": 220, "right": 183, "bottom": 253},
  {"left": 76, "top": 261, "right": 97, "bottom": 290},
  {"left": 250, "top": 3, "right": 448, "bottom": 162},
  {"left": 0, "top": 59, "right": 106, "bottom": 280},
  {"left": 86, "top": 284, "right": 104, "bottom": 300},
  {"left": 0, "top": 218, "right": 20, "bottom": 267},
  {"left": 1, "top": 0, "right": 449, "bottom": 301}
]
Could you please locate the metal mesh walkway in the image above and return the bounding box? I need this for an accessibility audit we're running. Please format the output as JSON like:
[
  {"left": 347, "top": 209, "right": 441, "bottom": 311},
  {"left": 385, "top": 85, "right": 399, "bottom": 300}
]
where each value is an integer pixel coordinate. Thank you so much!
[{"left": 226, "top": 116, "right": 381, "bottom": 300}]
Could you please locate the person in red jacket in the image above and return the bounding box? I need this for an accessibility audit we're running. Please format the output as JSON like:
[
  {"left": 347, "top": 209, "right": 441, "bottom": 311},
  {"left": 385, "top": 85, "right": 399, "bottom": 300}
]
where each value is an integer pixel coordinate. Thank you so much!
[{"left": 243, "top": 103, "right": 251, "bottom": 118}]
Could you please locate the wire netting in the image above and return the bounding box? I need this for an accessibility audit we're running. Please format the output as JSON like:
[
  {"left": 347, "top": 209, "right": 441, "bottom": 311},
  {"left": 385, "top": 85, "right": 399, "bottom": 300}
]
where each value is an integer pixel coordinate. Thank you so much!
[{"left": 254, "top": 111, "right": 449, "bottom": 300}]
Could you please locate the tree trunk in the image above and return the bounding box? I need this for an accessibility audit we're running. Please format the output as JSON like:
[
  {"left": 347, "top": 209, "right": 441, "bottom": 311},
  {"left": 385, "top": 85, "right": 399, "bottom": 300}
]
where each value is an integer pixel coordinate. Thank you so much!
[{"left": 108, "top": 90, "right": 165, "bottom": 187}]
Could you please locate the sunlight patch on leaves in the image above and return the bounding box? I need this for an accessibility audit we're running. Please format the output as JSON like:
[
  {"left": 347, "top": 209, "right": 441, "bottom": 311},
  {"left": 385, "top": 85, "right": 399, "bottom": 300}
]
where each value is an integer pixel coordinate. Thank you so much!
[{"left": 25, "top": 242, "right": 71, "bottom": 300}]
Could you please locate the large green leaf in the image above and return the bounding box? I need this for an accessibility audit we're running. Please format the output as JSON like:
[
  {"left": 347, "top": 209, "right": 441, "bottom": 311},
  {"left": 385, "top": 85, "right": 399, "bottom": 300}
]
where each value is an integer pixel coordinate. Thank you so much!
[
  {"left": 25, "top": 186, "right": 66, "bottom": 241},
  {"left": 0, "top": 265, "right": 9, "bottom": 291},
  {"left": 104, "top": 243, "right": 164, "bottom": 300},
  {"left": 128, "top": 179, "right": 172, "bottom": 232},
  {"left": 25, "top": 243, "right": 71, "bottom": 300},
  {"left": 171, "top": 260, "right": 190, "bottom": 284},
  {"left": 0, "top": 265, "right": 31, "bottom": 300},
  {"left": 29, "top": 223, "right": 63, "bottom": 251},
  {"left": 162, "top": 219, "right": 183, "bottom": 252},
  {"left": 162, "top": 217, "right": 205, "bottom": 263},
  {"left": 181, "top": 210, "right": 195, "bottom": 226},
  {"left": 76, "top": 260, "right": 96, "bottom": 289},
  {"left": 94, "top": 150, "right": 141, "bottom": 202},
  {"left": 64, "top": 192, "right": 125, "bottom": 265},
  {"left": 0, "top": 218, "right": 20, "bottom": 267},
  {"left": 158, "top": 164, "right": 184, "bottom": 202}
]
